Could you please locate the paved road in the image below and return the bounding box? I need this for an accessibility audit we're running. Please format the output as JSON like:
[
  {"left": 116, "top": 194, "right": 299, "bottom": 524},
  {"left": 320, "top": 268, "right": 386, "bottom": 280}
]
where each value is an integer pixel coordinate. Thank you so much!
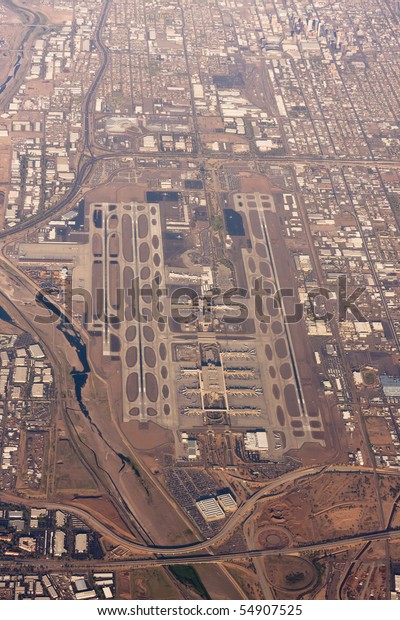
[
  {"left": 0, "top": 0, "right": 111, "bottom": 241},
  {"left": 2, "top": 527, "right": 400, "bottom": 572},
  {"left": 2, "top": 149, "right": 400, "bottom": 240},
  {"left": 0, "top": 0, "right": 400, "bottom": 241},
  {"left": 1, "top": 0, "right": 400, "bottom": 581},
  {"left": 1, "top": 465, "right": 398, "bottom": 557},
  {"left": 0, "top": 466, "right": 325, "bottom": 554}
]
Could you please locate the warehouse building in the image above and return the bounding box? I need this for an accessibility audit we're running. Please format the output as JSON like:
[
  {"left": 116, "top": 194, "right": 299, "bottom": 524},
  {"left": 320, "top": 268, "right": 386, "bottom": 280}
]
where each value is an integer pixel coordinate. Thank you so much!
[
  {"left": 196, "top": 497, "right": 225, "bottom": 522},
  {"left": 244, "top": 430, "right": 269, "bottom": 451},
  {"left": 217, "top": 493, "right": 237, "bottom": 513},
  {"left": 53, "top": 531, "right": 66, "bottom": 557},
  {"left": 29, "top": 344, "right": 45, "bottom": 359},
  {"left": 74, "top": 533, "right": 88, "bottom": 553},
  {"left": 380, "top": 375, "right": 400, "bottom": 398}
]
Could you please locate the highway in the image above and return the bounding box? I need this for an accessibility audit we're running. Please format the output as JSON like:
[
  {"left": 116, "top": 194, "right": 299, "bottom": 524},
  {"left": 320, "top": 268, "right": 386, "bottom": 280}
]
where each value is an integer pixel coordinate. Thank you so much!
[
  {"left": 2, "top": 527, "right": 400, "bottom": 573},
  {"left": 1, "top": 0, "right": 400, "bottom": 590},
  {"left": 0, "top": 0, "right": 48, "bottom": 109},
  {"left": 0, "top": 467, "right": 325, "bottom": 555},
  {"left": 2, "top": 150, "right": 400, "bottom": 241},
  {"left": 82, "top": 0, "right": 112, "bottom": 157},
  {"left": 0, "top": 0, "right": 112, "bottom": 241},
  {"left": 0, "top": 0, "right": 400, "bottom": 241},
  {"left": 1, "top": 465, "right": 399, "bottom": 558}
]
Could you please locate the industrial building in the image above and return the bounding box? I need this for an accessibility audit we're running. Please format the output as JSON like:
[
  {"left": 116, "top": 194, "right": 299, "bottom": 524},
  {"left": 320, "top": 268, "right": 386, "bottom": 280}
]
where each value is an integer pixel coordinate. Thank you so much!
[
  {"left": 217, "top": 493, "right": 238, "bottom": 513},
  {"left": 75, "top": 590, "right": 97, "bottom": 600},
  {"left": 380, "top": 375, "right": 400, "bottom": 398},
  {"left": 13, "top": 367, "right": 28, "bottom": 385},
  {"left": 103, "top": 587, "right": 113, "bottom": 599},
  {"left": 31, "top": 384, "right": 44, "bottom": 399},
  {"left": 74, "top": 533, "right": 88, "bottom": 553},
  {"left": 28, "top": 344, "right": 45, "bottom": 359},
  {"left": 196, "top": 497, "right": 225, "bottom": 522},
  {"left": 187, "top": 439, "right": 198, "bottom": 460},
  {"left": 53, "top": 530, "right": 66, "bottom": 557},
  {"left": 244, "top": 430, "right": 269, "bottom": 452}
]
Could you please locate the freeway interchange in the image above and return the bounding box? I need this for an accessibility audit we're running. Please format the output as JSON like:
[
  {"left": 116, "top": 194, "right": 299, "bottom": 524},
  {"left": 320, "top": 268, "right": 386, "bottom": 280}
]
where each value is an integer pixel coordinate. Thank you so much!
[
  {"left": 1, "top": 465, "right": 400, "bottom": 564},
  {"left": 1, "top": 0, "right": 400, "bottom": 598}
]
